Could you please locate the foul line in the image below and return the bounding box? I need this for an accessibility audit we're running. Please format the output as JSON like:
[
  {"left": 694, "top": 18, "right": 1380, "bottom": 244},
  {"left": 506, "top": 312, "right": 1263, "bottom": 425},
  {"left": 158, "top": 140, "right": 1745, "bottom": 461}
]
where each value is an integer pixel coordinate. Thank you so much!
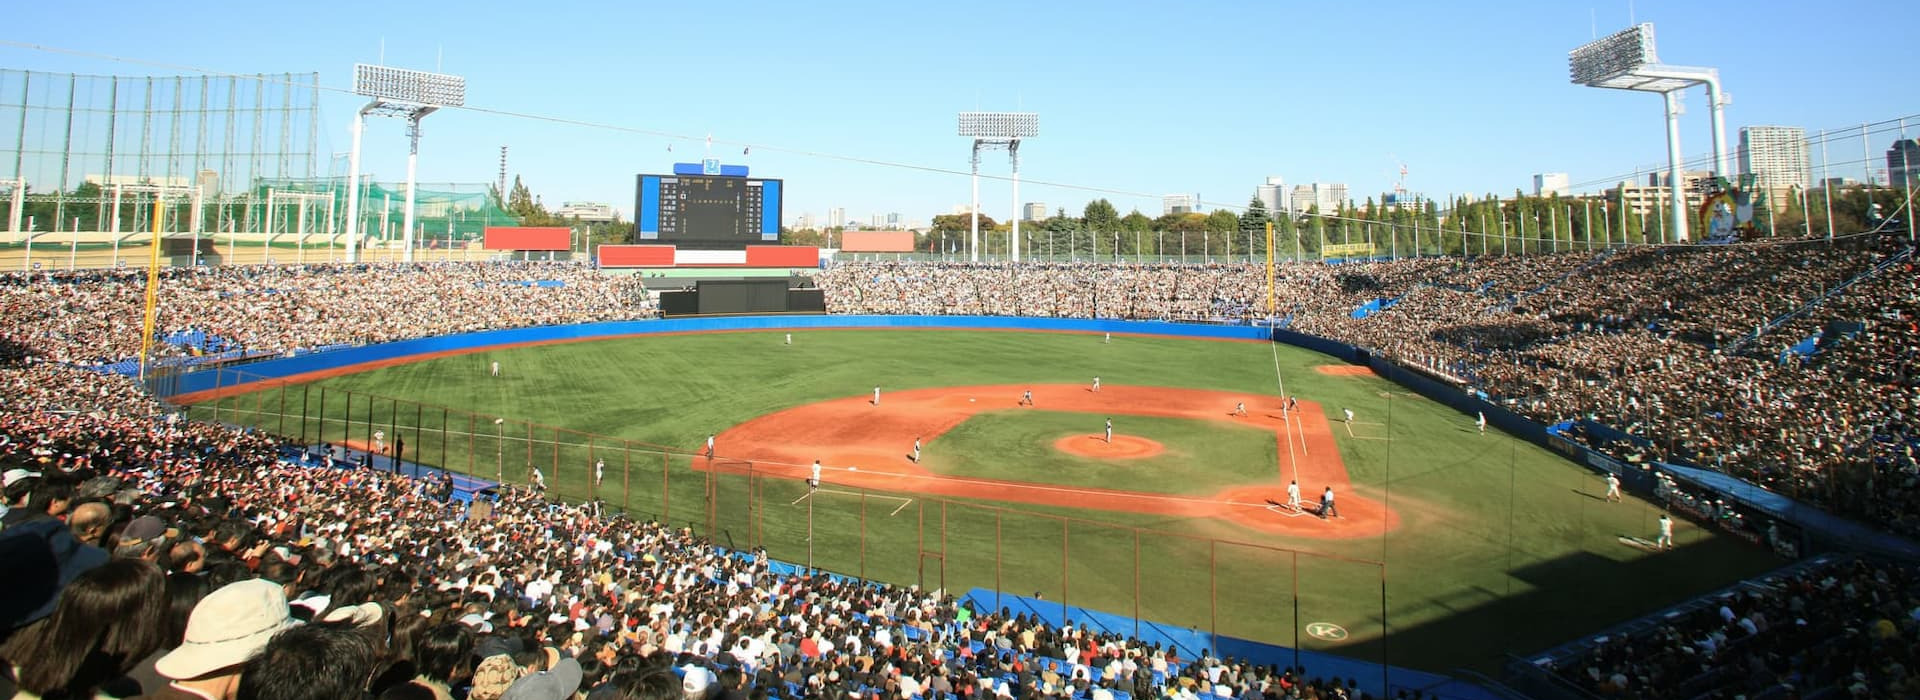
[{"left": 789, "top": 487, "right": 915, "bottom": 515}]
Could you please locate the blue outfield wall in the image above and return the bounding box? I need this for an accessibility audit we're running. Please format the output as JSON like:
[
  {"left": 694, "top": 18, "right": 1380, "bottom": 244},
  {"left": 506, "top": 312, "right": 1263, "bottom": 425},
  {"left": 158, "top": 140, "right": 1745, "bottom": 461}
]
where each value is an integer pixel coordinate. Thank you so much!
[{"left": 162, "top": 315, "right": 1269, "bottom": 398}]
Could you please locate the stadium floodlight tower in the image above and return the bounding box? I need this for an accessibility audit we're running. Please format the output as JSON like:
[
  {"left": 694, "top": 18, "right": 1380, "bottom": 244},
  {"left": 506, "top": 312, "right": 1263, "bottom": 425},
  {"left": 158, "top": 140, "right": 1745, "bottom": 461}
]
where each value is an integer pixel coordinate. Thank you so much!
[
  {"left": 1569, "top": 23, "right": 1730, "bottom": 243},
  {"left": 345, "top": 64, "right": 466, "bottom": 262},
  {"left": 958, "top": 112, "right": 1039, "bottom": 262}
]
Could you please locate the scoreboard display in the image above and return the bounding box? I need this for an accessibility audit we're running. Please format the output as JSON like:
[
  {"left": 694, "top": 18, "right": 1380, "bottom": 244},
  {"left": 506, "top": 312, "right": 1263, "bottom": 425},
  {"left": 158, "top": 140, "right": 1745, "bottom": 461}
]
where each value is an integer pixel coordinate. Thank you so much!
[{"left": 635, "top": 170, "right": 783, "bottom": 249}]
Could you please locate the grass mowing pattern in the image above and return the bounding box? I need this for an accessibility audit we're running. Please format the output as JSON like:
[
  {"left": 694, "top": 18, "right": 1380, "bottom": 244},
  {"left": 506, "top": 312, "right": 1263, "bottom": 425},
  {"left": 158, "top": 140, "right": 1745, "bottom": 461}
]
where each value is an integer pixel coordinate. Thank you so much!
[{"left": 192, "top": 328, "right": 1784, "bottom": 673}]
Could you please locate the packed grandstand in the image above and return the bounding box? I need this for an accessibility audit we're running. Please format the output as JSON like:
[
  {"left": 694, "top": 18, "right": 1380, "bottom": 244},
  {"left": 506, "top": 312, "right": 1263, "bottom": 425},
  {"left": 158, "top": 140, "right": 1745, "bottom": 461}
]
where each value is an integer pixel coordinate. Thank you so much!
[{"left": 0, "top": 233, "right": 1915, "bottom": 700}]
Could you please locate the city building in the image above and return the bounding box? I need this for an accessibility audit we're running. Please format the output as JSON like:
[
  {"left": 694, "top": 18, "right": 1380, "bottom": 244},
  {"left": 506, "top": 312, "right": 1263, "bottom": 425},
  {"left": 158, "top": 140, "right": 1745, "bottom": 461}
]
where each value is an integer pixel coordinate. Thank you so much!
[
  {"left": 1162, "top": 194, "right": 1197, "bottom": 216},
  {"left": 1022, "top": 202, "right": 1048, "bottom": 221},
  {"left": 552, "top": 201, "right": 616, "bottom": 222},
  {"left": 1739, "top": 126, "right": 1810, "bottom": 204},
  {"left": 1280, "top": 183, "right": 1349, "bottom": 214},
  {"left": 1533, "top": 173, "right": 1569, "bottom": 197},
  {"left": 829, "top": 207, "right": 846, "bottom": 230},
  {"left": 1887, "top": 139, "right": 1920, "bottom": 187},
  {"left": 1255, "top": 176, "right": 1289, "bottom": 213},
  {"left": 1604, "top": 170, "right": 1714, "bottom": 214}
]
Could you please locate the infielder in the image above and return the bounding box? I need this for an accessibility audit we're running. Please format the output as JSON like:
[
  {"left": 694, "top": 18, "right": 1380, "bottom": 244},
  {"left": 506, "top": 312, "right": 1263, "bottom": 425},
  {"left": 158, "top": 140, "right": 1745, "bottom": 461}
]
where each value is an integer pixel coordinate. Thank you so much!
[
  {"left": 873, "top": 386, "right": 881, "bottom": 406},
  {"left": 1020, "top": 389, "right": 1034, "bottom": 406},
  {"left": 1104, "top": 418, "right": 1113, "bottom": 444},
  {"left": 1656, "top": 514, "right": 1673, "bottom": 549},
  {"left": 490, "top": 361, "right": 499, "bottom": 377},
  {"left": 1092, "top": 376, "right": 1101, "bottom": 393},
  {"left": 911, "top": 438, "right": 922, "bottom": 463},
  {"left": 809, "top": 460, "right": 822, "bottom": 491},
  {"left": 1234, "top": 402, "right": 1247, "bottom": 417},
  {"left": 1605, "top": 472, "right": 1622, "bottom": 502},
  {"left": 1286, "top": 396, "right": 1298, "bottom": 413},
  {"left": 1286, "top": 480, "right": 1302, "bottom": 512},
  {"left": 1476, "top": 412, "right": 1487, "bottom": 434}
]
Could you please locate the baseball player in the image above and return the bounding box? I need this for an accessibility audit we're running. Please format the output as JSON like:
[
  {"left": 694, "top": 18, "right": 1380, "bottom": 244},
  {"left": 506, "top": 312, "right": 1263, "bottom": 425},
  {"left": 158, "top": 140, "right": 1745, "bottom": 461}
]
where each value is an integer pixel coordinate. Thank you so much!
[
  {"left": 1286, "top": 480, "right": 1302, "bottom": 512},
  {"left": 1020, "top": 389, "right": 1033, "bottom": 406},
  {"left": 1104, "top": 418, "right": 1113, "bottom": 444},
  {"left": 873, "top": 386, "right": 881, "bottom": 406},
  {"left": 706, "top": 434, "right": 716, "bottom": 460},
  {"left": 490, "top": 360, "right": 500, "bottom": 377},
  {"left": 809, "top": 460, "right": 822, "bottom": 491},
  {"left": 1342, "top": 408, "right": 1355, "bottom": 423},
  {"left": 531, "top": 466, "right": 547, "bottom": 491},
  {"left": 1103, "top": 332, "right": 1110, "bottom": 344},
  {"left": 595, "top": 458, "right": 605, "bottom": 487},
  {"left": 785, "top": 333, "right": 792, "bottom": 345},
  {"left": 1657, "top": 514, "right": 1674, "bottom": 549},
  {"left": 1605, "top": 472, "right": 1622, "bottom": 502},
  {"left": 373, "top": 429, "right": 386, "bottom": 455},
  {"left": 1476, "top": 412, "right": 1487, "bottom": 434},
  {"left": 1286, "top": 396, "right": 1298, "bottom": 413},
  {"left": 1234, "top": 402, "right": 1247, "bottom": 417},
  {"left": 1092, "top": 376, "right": 1101, "bottom": 393},
  {"left": 911, "top": 438, "right": 922, "bottom": 463}
]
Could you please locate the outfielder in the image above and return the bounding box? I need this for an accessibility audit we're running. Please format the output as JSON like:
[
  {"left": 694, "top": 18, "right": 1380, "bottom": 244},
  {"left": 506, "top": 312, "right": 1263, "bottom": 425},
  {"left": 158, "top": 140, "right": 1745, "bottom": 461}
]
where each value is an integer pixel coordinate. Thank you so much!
[
  {"left": 785, "top": 333, "right": 792, "bottom": 345},
  {"left": 595, "top": 458, "right": 604, "bottom": 487},
  {"left": 1476, "top": 411, "right": 1487, "bottom": 434},
  {"left": 490, "top": 361, "right": 500, "bottom": 377},
  {"left": 1605, "top": 472, "right": 1622, "bottom": 502}
]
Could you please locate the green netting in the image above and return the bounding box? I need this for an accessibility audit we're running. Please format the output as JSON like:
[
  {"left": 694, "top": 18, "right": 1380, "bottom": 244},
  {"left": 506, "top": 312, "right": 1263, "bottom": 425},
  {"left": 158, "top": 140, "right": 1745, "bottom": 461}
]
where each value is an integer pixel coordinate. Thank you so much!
[{"left": 249, "top": 177, "right": 519, "bottom": 240}]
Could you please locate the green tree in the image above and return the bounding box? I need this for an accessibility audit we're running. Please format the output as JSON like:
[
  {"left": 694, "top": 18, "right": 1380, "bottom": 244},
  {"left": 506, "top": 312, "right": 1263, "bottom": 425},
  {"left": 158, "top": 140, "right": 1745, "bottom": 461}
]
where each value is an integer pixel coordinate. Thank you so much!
[{"left": 1082, "top": 199, "right": 1119, "bottom": 234}]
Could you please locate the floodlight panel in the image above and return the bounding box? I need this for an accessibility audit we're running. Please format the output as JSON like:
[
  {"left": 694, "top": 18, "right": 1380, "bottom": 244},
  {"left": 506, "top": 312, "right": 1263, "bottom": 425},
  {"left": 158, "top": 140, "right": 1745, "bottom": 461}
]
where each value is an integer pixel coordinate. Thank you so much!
[
  {"left": 958, "top": 112, "right": 1040, "bottom": 139},
  {"left": 354, "top": 64, "right": 467, "bottom": 107},
  {"left": 1569, "top": 23, "right": 1657, "bottom": 86}
]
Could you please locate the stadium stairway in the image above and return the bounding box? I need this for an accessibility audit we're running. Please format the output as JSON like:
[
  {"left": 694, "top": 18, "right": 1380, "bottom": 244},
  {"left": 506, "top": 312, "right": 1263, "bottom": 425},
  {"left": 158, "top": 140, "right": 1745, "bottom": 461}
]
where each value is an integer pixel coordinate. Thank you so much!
[
  {"left": 961, "top": 589, "right": 1504, "bottom": 700},
  {"left": 1726, "top": 243, "right": 1914, "bottom": 355},
  {"left": 282, "top": 443, "right": 500, "bottom": 503}
]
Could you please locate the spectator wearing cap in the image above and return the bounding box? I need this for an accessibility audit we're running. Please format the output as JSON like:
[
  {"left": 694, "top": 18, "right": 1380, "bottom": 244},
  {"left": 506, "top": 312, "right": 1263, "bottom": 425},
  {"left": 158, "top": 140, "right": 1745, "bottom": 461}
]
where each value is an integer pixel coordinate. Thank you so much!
[
  {"left": 144, "top": 578, "right": 299, "bottom": 700},
  {"left": 2, "top": 468, "right": 41, "bottom": 525},
  {"left": 235, "top": 621, "right": 376, "bottom": 700},
  {"left": 0, "top": 559, "right": 166, "bottom": 699},
  {"left": 114, "top": 516, "right": 170, "bottom": 563}
]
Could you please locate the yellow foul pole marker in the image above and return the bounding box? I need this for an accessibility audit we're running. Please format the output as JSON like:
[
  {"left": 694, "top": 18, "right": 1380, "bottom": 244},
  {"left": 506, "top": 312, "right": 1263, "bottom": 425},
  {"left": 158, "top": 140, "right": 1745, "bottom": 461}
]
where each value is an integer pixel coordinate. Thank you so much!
[
  {"left": 1265, "top": 221, "right": 1275, "bottom": 318},
  {"left": 137, "top": 199, "right": 164, "bottom": 383}
]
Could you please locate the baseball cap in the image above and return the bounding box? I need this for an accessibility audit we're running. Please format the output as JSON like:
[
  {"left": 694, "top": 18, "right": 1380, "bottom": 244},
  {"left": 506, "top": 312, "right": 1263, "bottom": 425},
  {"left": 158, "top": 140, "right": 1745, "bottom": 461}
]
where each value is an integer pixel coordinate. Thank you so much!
[
  {"left": 470, "top": 655, "right": 529, "bottom": 700},
  {"left": 3, "top": 468, "right": 41, "bottom": 488},
  {"left": 502, "top": 657, "right": 583, "bottom": 700},
  {"left": 120, "top": 516, "right": 167, "bottom": 545},
  {"left": 155, "top": 579, "right": 300, "bottom": 680}
]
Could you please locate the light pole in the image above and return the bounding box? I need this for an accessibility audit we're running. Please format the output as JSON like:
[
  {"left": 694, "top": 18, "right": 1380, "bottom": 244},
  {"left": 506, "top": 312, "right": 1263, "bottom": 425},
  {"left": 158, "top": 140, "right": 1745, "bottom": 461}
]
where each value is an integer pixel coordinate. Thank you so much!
[
  {"left": 958, "top": 112, "right": 1039, "bottom": 262},
  {"left": 346, "top": 64, "right": 465, "bottom": 262},
  {"left": 1570, "top": 23, "right": 1730, "bottom": 243}
]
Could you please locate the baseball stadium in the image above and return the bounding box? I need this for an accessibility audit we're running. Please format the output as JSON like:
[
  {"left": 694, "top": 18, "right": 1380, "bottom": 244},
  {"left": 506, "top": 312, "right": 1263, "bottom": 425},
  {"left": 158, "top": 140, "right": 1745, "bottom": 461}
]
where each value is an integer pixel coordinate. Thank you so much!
[{"left": 2, "top": 14, "right": 1918, "bottom": 700}]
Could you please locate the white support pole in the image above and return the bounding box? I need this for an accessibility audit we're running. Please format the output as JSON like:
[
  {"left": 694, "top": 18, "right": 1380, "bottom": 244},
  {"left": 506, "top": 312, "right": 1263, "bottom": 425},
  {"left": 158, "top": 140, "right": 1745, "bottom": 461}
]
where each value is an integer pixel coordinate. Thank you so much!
[
  {"left": 1009, "top": 141, "right": 1021, "bottom": 264},
  {"left": 69, "top": 219, "right": 77, "bottom": 270},
  {"left": 1902, "top": 118, "right": 1915, "bottom": 243},
  {"left": 402, "top": 116, "right": 421, "bottom": 263},
  {"left": 265, "top": 189, "right": 277, "bottom": 248},
  {"left": 1662, "top": 90, "right": 1689, "bottom": 243},
  {"left": 1820, "top": 130, "right": 1835, "bottom": 240},
  {"left": 110, "top": 184, "right": 121, "bottom": 238},
  {"left": 297, "top": 196, "right": 310, "bottom": 264},
  {"left": 344, "top": 109, "right": 367, "bottom": 263},
  {"left": 1704, "top": 76, "right": 1730, "bottom": 179},
  {"left": 968, "top": 143, "right": 981, "bottom": 262}
]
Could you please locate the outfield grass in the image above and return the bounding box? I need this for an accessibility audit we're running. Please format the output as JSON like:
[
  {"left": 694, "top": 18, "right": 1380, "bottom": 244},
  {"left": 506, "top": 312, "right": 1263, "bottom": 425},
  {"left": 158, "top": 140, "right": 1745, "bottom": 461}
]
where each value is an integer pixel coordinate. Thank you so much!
[
  {"left": 192, "top": 329, "right": 1784, "bottom": 673},
  {"left": 925, "top": 410, "right": 1278, "bottom": 495}
]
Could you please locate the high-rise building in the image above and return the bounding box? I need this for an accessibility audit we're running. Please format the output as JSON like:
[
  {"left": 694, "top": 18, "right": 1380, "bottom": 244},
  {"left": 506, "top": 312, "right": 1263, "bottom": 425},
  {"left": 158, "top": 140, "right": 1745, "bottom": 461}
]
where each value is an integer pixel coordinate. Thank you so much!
[
  {"left": 1162, "top": 194, "right": 1197, "bottom": 216},
  {"left": 1887, "top": 139, "right": 1920, "bottom": 187},
  {"left": 1280, "top": 183, "right": 1349, "bottom": 214},
  {"left": 1255, "top": 176, "right": 1288, "bottom": 213},
  {"left": 1739, "top": 126, "right": 1810, "bottom": 203},
  {"left": 1022, "top": 202, "right": 1048, "bottom": 221},
  {"left": 829, "top": 207, "right": 846, "bottom": 230},
  {"left": 1533, "top": 173, "right": 1569, "bottom": 197}
]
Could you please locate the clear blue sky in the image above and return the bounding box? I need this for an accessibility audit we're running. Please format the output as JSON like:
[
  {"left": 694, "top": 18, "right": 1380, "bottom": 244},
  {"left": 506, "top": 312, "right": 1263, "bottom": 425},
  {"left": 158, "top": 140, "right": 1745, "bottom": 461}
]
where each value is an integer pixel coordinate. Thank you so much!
[{"left": 4, "top": 0, "right": 1914, "bottom": 224}]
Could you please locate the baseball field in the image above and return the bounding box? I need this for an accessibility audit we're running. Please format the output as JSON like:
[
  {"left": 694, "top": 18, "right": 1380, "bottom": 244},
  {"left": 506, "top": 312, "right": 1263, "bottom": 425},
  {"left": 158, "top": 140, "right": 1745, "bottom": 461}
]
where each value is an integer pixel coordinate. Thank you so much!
[{"left": 187, "top": 328, "right": 1784, "bottom": 673}]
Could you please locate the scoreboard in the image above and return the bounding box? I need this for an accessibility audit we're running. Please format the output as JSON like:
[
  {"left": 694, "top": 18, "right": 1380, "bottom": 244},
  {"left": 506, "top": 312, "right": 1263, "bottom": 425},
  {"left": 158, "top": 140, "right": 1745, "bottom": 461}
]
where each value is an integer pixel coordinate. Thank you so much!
[{"left": 635, "top": 168, "right": 783, "bottom": 249}]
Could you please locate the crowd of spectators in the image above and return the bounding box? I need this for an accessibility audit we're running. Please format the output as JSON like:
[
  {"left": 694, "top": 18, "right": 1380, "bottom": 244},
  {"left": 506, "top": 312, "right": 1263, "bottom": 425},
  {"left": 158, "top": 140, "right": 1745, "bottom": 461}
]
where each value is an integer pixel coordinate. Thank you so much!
[
  {"left": 0, "top": 262, "right": 655, "bottom": 367},
  {"left": 0, "top": 234, "right": 1914, "bottom": 700},
  {"left": 0, "top": 364, "right": 1370, "bottom": 700},
  {"left": 819, "top": 236, "right": 1917, "bottom": 536}
]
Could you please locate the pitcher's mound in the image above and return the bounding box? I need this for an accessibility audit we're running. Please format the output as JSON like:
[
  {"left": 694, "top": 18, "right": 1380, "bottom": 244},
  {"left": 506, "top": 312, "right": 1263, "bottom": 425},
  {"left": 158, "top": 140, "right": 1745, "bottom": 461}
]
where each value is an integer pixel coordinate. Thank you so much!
[{"left": 1054, "top": 434, "right": 1165, "bottom": 459}]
